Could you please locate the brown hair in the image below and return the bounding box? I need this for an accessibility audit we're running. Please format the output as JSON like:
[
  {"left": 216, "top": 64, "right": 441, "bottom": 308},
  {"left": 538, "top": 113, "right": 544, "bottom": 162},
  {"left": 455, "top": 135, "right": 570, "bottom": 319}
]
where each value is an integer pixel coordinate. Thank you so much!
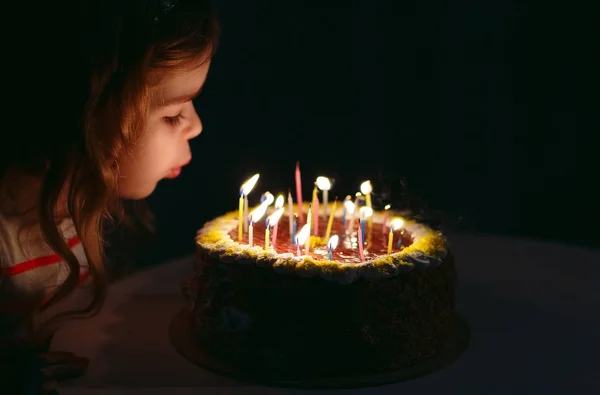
[{"left": 0, "top": 0, "right": 219, "bottom": 330}]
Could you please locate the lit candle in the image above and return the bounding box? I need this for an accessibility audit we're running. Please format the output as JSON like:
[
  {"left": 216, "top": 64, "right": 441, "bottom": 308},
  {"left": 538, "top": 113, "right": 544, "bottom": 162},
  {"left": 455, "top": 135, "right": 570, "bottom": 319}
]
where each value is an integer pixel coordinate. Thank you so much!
[
  {"left": 295, "top": 162, "right": 304, "bottom": 222},
  {"left": 261, "top": 191, "right": 275, "bottom": 226},
  {"left": 292, "top": 214, "right": 297, "bottom": 244},
  {"left": 240, "top": 174, "right": 260, "bottom": 233},
  {"left": 248, "top": 202, "right": 268, "bottom": 247},
  {"left": 305, "top": 204, "right": 312, "bottom": 254},
  {"left": 353, "top": 192, "right": 362, "bottom": 212},
  {"left": 387, "top": 218, "right": 404, "bottom": 254},
  {"left": 382, "top": 204, "right": 391, "bottom": 233},
  {"left": 324, "top": 197, "right": 338, "bottom": 241},
  {"left": 238, "top": 193, "right": 244, "bottom": 241},
  {"left": 360, "top": 180, "right": 373, "bottom": 228},
  {"left": 267, "top": 207, "right": 284, "bottom": 250},
  {"left": 359, "top": 206, "right": 373, "bottom": 245},
  {"left": 345, "top": 200, "right": 356, "bottom": 232},
  {"left": 327, "top": 235, "right": 339, "bottom": 260},
  {"left": 357, "top": 218, "right": 365, "bottom": 261},
  {"left": 312, "top": 185, "right": 319, "bottom": 236},
  {"left": 342, "top": 195, "right": 351, "bottom": 225},
  {"left": 295, "top": 224, "right": 310, "bottom": 256},
  {"left": 316, "top": 176, "right": 331, "bottom": 219},
  {"left": 287, "top": 189, "right": 294, "bottom": 238}
]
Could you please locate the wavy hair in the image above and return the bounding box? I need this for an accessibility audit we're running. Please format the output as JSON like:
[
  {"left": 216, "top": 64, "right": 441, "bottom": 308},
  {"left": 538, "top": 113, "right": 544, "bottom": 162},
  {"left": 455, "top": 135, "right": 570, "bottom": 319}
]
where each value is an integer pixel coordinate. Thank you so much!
[{"left": 0, "top": 0, "right": 219, "bottom": 331}]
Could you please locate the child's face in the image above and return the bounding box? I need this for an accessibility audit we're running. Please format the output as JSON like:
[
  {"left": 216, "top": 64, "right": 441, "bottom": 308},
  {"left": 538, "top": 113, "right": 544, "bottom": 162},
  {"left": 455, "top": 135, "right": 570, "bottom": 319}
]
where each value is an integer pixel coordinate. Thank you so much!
[{"left": 117, "top": 60, "right": 211, "bottom": 199}]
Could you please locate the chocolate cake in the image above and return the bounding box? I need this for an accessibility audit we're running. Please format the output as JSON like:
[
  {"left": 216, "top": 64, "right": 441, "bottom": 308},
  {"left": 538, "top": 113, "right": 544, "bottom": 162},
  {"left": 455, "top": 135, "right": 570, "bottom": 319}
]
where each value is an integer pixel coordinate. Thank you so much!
[{"left": 185, "top": 203, "right": 458, "bottom": 382}]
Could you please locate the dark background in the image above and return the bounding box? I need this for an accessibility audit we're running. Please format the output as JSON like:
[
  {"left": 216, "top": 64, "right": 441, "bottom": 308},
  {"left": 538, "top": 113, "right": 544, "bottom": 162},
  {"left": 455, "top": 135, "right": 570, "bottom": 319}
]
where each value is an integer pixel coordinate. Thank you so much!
[{"left": 122, "top": 1, "right": 596, "bottom": 272}]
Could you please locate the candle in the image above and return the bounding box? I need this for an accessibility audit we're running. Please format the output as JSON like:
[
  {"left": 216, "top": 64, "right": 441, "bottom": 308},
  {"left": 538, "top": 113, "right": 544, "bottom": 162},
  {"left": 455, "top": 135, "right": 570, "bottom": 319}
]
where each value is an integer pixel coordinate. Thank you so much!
[
  {"left": 267, "top": 207, "right": 284, "bottom": 250},
  {"left": 382, "top": 204, "right": 391, "bottom": 233},
  {"left": 357, "top": 219, "right": 365, "bottom": 261},
  {"left": 240, "top": 174, "right": 260, "bottom": 233},
  {"left": 305, "top": 204, "right": 312, "bottom": 254},
  {"left": 324, "top": 197, "right": 338, "bottom": 241},
  {"left": 327, "top": 235, "right": 339, "bottom": 260},
  {"left": 295, "top": 224, "right": 310, "bottom": 256},
  {"left": 295, "top": 162, "right": 304, "bottom": 222},
  {"left": 292, "top": 214, "right": 297, "bottom": 244},
  {"left": 387, "top": 218, "right": 404, "bottom": 254},
  {"left": 345, "top": 200, "right": 356, "bottom": 232},
  {"left": 359, "top": 206, "right": 373, "bottom": 245},
  {"left": 265, "top": 225, "right": 270, "bottom": 250},
  {"left": 261, "top": 191, "right": 274, "bottom": 225},
  {"left": 287, "top": 189, "right": 294, "bottom": 238},
  {"left": 316, "top": 176, "right": 331, "bottom": 218},
  {"left": 342, "top": 195, "right": 351, "bottom": 225},
  {"left": 238, "top": 194, "right": 244, "bottom": 241},
  {"left": 312, "top": 185, "right": 319, "bottom": 236},
  {"left": 248, "top": 202, "right": 268, "bottom": 247},
  {"left": 360, "top": 180, "right": 373, "bottom": 228},
  {"left": 353, "top": 192, "right": 362, "bottom": 212}
]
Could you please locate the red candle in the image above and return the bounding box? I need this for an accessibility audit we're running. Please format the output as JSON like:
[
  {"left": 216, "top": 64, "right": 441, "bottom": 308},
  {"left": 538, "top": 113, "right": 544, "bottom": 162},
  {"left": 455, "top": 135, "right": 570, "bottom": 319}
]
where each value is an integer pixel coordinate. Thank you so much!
[
  {"left": 358, "top": 218, "right": 365, "bottom": 261},
  {"left": 295, "top": 162, "right": 304, "bottom": 222}
]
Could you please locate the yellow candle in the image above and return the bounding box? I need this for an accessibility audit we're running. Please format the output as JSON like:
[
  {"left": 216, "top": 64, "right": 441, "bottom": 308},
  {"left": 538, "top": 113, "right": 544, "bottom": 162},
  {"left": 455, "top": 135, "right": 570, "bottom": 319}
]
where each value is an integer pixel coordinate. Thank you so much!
[
  {"left": 324, "top": 199, "right": 338, "bottom": 241},
  {"left": 360, "top": 180, "right": 373, "bottom": 228},
  {"left": 238, "top": 195, "right": 244, "bottom": 241},
  {"left": 265, "top": 226, "right": 270, "bottom": 250},
  {"left": 387, "top": 228, "right": 394, "bottom": 254},
  {"left": 249, "top": 222, "right": 254, "bottom": 247},
  {"left": 387, "top": 218, "right": 404, "bottom": 254}
]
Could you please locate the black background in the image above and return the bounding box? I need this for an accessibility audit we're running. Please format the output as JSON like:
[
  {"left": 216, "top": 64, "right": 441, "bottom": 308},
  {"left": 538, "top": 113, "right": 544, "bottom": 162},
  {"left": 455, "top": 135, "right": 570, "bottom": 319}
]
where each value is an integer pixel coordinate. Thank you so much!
[{"left": 124, "top": 0, "right": 596, "bottom": 272}]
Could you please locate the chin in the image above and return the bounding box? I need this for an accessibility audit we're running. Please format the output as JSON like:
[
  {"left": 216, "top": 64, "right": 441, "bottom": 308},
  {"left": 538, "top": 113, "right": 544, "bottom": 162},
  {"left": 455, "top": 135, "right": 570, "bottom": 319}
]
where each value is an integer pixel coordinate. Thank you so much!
[{"left": 117, "top": 183, "right": 157, "bottom": 200}]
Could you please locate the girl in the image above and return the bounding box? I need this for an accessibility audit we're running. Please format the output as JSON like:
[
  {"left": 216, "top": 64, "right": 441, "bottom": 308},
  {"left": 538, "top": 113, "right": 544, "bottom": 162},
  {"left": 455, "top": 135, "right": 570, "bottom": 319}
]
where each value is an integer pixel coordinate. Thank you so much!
[{"left": 0, "top": 0, "right": 219, "bottom": 392}]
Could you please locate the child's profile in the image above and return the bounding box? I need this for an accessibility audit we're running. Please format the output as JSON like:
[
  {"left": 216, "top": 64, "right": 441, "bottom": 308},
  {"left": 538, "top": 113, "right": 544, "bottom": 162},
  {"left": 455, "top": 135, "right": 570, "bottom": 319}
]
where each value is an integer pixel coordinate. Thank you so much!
[{"left": 0, "top": 0, "right": 219, "bottom": 392}]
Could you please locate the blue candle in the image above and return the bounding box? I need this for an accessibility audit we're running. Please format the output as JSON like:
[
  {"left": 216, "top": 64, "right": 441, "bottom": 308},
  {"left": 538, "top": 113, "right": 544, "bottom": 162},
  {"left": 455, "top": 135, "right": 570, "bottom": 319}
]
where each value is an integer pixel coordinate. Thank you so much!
[
  {"left": 397, "top": 238, "right": 403, "bottom": 248},
  {"left": 341, "top": 207, "right": 346, "bottom": 226},
  {"left": 291, "top": 216, "right": 297, "bottom": 244},
  {"left": 361, "top": 215, "right": 366, "bottom": 244},
  {"left": 328, "top": 247, "right": 333, "bottom": 260}
]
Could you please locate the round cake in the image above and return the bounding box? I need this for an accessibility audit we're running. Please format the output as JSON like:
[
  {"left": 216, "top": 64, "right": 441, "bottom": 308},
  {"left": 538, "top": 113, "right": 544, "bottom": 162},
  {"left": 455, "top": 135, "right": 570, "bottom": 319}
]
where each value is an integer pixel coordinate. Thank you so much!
[{"left": 184, "top": 202, "right": 459, "bottom": 383}]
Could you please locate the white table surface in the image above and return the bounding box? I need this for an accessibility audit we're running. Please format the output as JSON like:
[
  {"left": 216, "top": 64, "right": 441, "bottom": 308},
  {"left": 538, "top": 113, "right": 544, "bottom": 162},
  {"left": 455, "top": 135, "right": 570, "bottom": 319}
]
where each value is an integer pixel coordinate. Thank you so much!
[{"left": 53, "top": 232, "right": 600, "bottom": 395}]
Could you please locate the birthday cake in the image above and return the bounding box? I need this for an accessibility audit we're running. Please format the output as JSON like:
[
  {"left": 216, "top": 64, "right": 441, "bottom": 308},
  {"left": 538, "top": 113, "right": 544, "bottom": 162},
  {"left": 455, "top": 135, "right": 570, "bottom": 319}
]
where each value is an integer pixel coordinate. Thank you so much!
[{"left": 184, "top": 175, "right": 459, "bottom": 383}]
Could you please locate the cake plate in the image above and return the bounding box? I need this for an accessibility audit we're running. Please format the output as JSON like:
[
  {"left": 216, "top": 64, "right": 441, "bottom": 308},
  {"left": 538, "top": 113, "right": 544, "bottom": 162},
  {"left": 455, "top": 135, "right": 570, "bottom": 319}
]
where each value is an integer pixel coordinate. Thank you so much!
[{"left": 169, "top": 308, "right": 470, "bottom": 389}]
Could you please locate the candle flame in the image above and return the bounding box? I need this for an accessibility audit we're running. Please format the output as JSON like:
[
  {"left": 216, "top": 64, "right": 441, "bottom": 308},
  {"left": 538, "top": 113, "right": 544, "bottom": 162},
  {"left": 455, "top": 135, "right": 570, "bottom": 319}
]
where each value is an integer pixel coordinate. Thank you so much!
[
  {"left": 384, "top": 204, "right": 391, "bottom": 210},
  {"left": 328, "top": 235, "right": 339, "bottom": 251},
  {"left": 316, "top": 176, "right": 331, "bottom": 191},
  {"left": 344, "top": 200, "right": 355, "bottom": 214},
  {"left": 359, "top": 206, "right": 373, "bottom": 218},
  {"left": 355, "top": 192, "right": 362, "bottom": 197},
  {"left": 249, "top": 202, "right": 268, "bottom": 223},
  {"left": 267, "top": 207, "right": 284, "bottom": 226},
  {"left": 261, "top": 191, "right": 275, "bottom": 205},
  {"left": 295, "top": 224, "right": 310, "bottom": 245},
  {"left": 241, "top": 174, "right": 260, "bottom": 195},
  {"left": 390, "top": 218, "right": 404, "bottom": 231},
  {"left": 275, "top": 194, "right": 285, "bottom": 209},
  {"left": 360, "top": 180, "right": 372, "bottom": 195}
]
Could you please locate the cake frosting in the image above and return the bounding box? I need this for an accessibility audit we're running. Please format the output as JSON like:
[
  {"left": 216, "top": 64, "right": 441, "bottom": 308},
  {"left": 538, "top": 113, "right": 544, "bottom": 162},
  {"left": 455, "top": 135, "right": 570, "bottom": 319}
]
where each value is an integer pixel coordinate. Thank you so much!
[{"left": 186, "top": 203, "right": 458, "bottom": 381}]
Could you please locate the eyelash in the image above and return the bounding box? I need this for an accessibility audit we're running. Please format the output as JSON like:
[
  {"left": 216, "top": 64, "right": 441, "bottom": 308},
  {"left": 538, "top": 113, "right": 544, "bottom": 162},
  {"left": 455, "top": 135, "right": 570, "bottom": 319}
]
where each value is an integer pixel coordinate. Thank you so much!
[{"left": 164, "top": 113, "right": 184, "bottom": 126}]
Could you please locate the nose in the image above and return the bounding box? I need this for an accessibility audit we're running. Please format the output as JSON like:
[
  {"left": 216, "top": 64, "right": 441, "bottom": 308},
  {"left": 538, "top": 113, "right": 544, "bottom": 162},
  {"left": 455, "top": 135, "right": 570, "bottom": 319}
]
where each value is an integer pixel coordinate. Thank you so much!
[{"left": 186, "top": 107, "right": 203, "bottom": 140}]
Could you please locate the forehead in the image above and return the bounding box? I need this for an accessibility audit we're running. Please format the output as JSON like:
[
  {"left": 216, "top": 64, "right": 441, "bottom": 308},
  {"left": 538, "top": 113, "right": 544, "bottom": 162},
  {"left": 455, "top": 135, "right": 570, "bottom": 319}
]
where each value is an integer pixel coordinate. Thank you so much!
[{"left": 151, "top": 60, "right": 211, "bottom": 106}]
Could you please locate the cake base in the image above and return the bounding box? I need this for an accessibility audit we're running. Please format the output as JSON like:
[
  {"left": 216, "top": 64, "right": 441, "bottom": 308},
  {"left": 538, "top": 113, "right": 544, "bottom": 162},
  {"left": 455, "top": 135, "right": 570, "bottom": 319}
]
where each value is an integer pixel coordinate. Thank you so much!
[{"left": 169, "top": 308, "right": 470, "bottom": 389}]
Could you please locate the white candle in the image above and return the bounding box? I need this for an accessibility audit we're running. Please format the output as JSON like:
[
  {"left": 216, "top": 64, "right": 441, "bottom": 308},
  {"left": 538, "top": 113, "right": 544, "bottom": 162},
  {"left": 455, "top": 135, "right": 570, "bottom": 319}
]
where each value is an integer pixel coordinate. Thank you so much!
[
  {"left": 240, "top": 174, "right": 260, "bottom": 233},
  {"left": 316, "top": 176, "right": 331, "bottom": 219}
]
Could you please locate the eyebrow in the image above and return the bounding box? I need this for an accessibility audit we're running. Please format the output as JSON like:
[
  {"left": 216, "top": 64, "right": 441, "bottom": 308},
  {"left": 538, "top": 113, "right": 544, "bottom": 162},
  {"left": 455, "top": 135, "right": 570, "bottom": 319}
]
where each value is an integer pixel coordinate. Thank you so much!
[{"left": 159, "top": 86, "right": 204, "bottom": 107}]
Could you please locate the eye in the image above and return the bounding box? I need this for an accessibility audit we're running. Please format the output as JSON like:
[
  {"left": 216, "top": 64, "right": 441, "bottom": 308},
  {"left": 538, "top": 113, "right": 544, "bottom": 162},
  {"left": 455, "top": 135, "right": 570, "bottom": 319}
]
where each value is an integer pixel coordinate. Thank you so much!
[{"left": 163, "top": 112, "right": 183, "bottom": 126}]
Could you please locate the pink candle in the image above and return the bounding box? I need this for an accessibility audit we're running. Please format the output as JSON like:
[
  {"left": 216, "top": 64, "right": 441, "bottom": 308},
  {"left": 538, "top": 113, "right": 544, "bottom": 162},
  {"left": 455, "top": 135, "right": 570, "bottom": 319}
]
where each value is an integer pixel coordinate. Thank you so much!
[
  {"left": 313, "top": 194, "right": 319, "bottom": 236},
  {"left": 358, "top": 219, "right": 365, "bottom": 261},
  {"left": 295, "top": 162, "right": 304, "bottom": 222}
]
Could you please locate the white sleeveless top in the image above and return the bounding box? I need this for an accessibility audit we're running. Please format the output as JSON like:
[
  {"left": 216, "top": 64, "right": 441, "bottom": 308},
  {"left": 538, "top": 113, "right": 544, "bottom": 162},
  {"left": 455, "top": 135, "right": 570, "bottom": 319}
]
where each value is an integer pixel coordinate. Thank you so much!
[{"left": 0, "top": 185, "right": 91, "bottom": 340}]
